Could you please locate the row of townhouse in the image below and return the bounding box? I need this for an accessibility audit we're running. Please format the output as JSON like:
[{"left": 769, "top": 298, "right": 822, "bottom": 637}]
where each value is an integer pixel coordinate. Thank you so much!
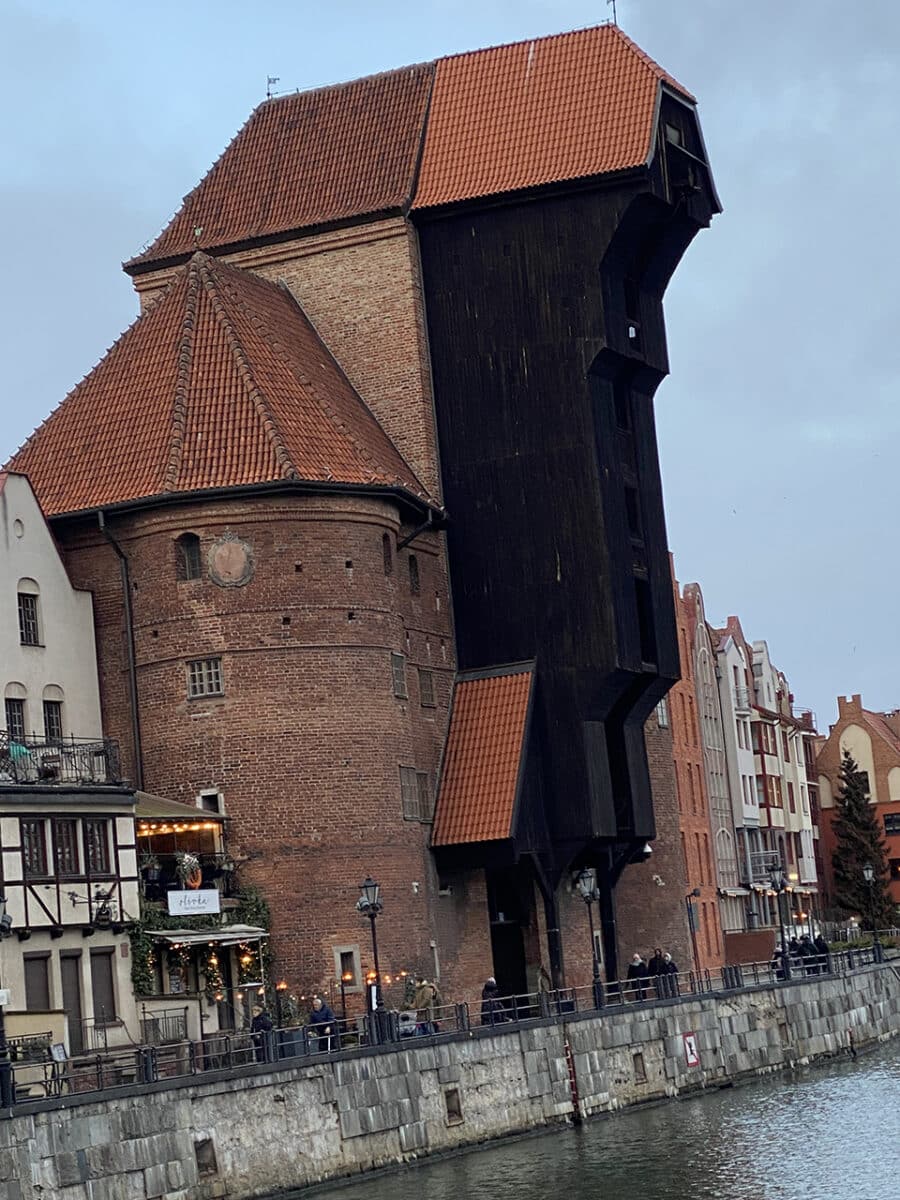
[
  {"left": 668, "top": 564, "right": 821, "bottom": 969},
  {"left": 0, "top": 473, "right": 264, "bottom": 1087}
]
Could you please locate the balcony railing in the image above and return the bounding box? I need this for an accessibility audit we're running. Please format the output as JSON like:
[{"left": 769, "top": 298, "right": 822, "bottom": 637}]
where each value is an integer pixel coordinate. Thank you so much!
[
  {"left": 747, "top": 850, "right": 784, "bottom": 885},
  {"left": 0, "top": 732, "right": 122, "bottom": 787}
]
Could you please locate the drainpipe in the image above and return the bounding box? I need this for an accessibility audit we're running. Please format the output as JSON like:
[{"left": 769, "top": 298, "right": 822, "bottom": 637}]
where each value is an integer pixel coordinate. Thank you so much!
[{"left": 97, "top": 511, "right": 143, "bottom": 790}]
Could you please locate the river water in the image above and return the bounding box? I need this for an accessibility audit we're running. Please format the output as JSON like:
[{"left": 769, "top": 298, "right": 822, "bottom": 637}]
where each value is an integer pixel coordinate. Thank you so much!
[{"left": 317, "top": 1041, "right": 900, "bottom": 1200}]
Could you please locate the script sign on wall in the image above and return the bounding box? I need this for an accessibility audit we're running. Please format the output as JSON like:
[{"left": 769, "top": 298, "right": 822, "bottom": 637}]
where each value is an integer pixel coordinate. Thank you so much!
[{"left": 167, "top": 889, "right": 221, "bottom": 916}]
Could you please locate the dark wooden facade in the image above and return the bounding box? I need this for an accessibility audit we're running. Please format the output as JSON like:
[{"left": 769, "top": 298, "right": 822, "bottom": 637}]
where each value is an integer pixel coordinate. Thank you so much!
[{"left": 420, "top": 96, "right": 719, "bottom": 980}]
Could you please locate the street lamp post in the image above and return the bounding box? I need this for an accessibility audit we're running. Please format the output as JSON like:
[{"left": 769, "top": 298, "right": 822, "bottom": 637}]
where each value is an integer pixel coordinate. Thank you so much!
[
  {"left": 0, "top": 895, "right": 13, "bottom": 1108},
  {"left": 356, "top": 877, "right": 384, "bottom": 1012},
  {"left": 575, "top": 868, "right": 604, "bottom": 1008},
  {"left": 339, "top": 971, "right": 353, "bottom": 1022},
  {"left": 685, "top": 887, "right": 702, "bottom": 987},
  {"left": 769, "top": 862, "right": 790, "bottom": 979},
  {"left": 862, "top": 863, "right": 884, "bottom": 963}
]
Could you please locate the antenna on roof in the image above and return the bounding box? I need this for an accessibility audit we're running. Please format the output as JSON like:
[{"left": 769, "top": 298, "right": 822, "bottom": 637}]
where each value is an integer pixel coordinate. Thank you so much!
[
  {"left": 266, "top": 76, "right": 280, "bottom": 99},
  {"left": 607, "top": 0, "right": 618, "bottom": 24}
]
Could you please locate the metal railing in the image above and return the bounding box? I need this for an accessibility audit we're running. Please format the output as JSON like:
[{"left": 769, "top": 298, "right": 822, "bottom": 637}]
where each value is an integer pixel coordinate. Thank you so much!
[
  {"left": 2, "top": 949, "right": 887, "bottom": 1106},
  {"left": 0, "top": 731, "right": 122, "bottom": 786},
  {"left": 140, "top": 853, "right": 237, "bottom": 901},
  {"left": 140, "top": 1006, "right": 189, "bottom": 1046}
]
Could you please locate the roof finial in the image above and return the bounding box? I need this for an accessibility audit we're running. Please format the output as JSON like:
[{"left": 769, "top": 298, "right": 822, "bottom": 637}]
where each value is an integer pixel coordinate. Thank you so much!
[
  {"left": 266, "top": 76, "right": 280, "bottom": 100},
  {"left": 607, "top": 0, "right": 618, "bottom": 24}
]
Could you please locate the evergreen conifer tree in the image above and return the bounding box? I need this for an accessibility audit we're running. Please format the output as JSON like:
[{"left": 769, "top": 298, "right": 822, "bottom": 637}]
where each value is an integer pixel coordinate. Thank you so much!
[{"left": 830, "top": 749, "right": 895, "bottom": 928}]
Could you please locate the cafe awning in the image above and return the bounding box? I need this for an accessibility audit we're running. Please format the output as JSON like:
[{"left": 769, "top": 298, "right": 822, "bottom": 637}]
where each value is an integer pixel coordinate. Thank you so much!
[{"left": 145, "top": 923, "right": 268, "bottom": 947}]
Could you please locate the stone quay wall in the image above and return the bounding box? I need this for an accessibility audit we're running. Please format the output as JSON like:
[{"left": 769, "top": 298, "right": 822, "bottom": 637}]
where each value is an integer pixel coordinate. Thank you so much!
[{"left": 2, "top": 965, "right": 900, "bottom": 1200}]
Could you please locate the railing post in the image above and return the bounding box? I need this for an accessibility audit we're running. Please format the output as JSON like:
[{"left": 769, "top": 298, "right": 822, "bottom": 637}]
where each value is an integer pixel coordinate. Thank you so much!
[
  {"left": 593, "top": 978, "right": 605, "bottom": 1010},
  {"left": 456, "top": 1002, "right": 469, "bottom": 1033}
]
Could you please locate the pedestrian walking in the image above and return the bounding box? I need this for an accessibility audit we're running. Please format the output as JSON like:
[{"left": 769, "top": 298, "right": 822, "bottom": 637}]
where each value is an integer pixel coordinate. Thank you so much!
[
  {"left": 412, "top": 975, "right": 441, "bottom": 1035},
  {"left": 250, "top": 1003, "right": 273, "bottom": 1063},
  {"left": 626, "top": 953, "right": 648, "bottom": 1001},
  {"left": 308, "top": 995, "right": 337, "bottom": 1052},
  {"left": 480, "top": 976, "right": 507, "bottom": 1026},
  {"left": 663, "top": 951, "right": 679, "bottom": 997},
  {"left": 814, "top": 933, "right": 831, "bottom": 974},
  {"left": 647, "top": 946, "right": 666, "bottom": 994}
]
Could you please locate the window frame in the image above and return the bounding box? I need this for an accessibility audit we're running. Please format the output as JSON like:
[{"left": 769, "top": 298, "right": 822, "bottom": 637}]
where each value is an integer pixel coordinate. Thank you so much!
[
  {"left": 23, "top": 953, "right": 51, "bottom": 1012},
  {"left": 21, "top": 818, "right": 49, "bottom": 878},
  {"left": 53, "top": 817, "right": 82, "bottom": 878},
  {"left": 17, "top": 591, "right": 41, "bottom": 646},
  {"left": 84, "top": 818, "right": 112, "bottom": 877},
  {"left": 400, "top": 765, "right": 419, "bottom": 820},
  {"left": 186, "top": 657, "right": 224, "bottom": 699},
  {"left": 5, "top": 697, "right": 26, "bottom": 740},
  {"left": 654, "top": 697, "right": 669, "bottom": 728},
  {"left": 175, "top": 533, "right": 203, "bottom": 582},
  {"left": 43, "top": 699, "right": 63, "bottom": 743},
  {"left": 418, "top": 668, "right": 436, "bottom": 708},
  {"left": 391, "top": 653, "right": 408, "bottom": 700},
  {"left": 884, "top": 813, "right": 900, "bottom": 836},
  {"left": 408, "top": 554, "right": 420, "bottom": 596}
]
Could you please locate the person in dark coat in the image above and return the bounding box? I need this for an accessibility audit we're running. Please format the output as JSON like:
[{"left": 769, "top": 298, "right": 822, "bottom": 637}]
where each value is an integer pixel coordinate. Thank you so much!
[
  {"left": 798, "top": 934, "right": 816, "bottom": 975},
  {"left": 308, "top": 995, "right": 337, "bottom": 1052},
  {"left": 626, "top": 953, "right": 648, "bottom": 1001},
  {"left": 663, "top": 952, "right": 679, "bottom": 997},
  {"left": 814, "top": 933, "right": 831, "bottom": 974},
  {"left": 647, "top": 947, "right": 666, "bottom": 995},
  {"left": 480, "top": 977, "right": 507, "bottom": 1026},
  {"left": 250, "top": 1003, "right": 273, "bottom": 1062}
]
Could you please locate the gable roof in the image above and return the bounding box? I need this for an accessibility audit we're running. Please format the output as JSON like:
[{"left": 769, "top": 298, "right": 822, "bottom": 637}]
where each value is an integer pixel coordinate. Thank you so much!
[
  {"left": 126, "top": 24, "right": 694, "bottom": 273},
  {"left": 7, "top": 254, "right": 431, "bottom": 518},
  {"left": 432, "top": 663, "right": 534, "bottom": 847}
]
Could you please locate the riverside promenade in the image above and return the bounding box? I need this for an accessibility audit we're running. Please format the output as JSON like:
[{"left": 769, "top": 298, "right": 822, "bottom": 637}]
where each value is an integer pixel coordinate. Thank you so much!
[{"left": 1, "top": 955, "right": 899, "bottom": 1200}]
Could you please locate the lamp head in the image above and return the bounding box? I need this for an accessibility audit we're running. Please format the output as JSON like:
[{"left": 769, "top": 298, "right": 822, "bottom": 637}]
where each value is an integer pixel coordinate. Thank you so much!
[
  {"left": 575, "top": 867, "right": 595, "bottom": 901},
  {"left": 863, "top": 863, "right": 875, "bottom": 884},
  {"left": 358, "top": 876, "right": 382, "bottom": 913}
]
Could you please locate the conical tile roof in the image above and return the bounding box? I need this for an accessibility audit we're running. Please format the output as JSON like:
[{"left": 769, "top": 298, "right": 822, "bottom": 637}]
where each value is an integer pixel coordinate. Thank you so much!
[{"left": 8, "top": 254, "right": 432, "bottom": 517}]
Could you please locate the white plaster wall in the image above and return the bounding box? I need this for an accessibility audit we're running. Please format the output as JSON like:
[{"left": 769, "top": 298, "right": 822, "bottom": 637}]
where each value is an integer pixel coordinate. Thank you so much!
[
  {"left": 0, "top": 474, "right": 102, "bottom": 740},
  {"left": 839, "top": 724, "right": 878, "bottom": 804}
]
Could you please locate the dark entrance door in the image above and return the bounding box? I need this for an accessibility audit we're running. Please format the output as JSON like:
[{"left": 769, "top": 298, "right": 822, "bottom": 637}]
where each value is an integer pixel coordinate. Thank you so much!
[
  {"left": 486, "top": 866, "right": 532, "bottom": 997},
  {"left": 60, "top": 953, "right": 84, "bottom": 1054}
]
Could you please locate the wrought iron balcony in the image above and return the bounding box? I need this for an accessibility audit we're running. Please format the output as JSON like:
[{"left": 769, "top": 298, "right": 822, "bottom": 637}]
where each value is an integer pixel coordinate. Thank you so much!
[
  {"left": 0, "top": 731, "right": 123, "bottom": 787},
  {"left": 747, "top": 850, "right": 785, "bottom": 886}
]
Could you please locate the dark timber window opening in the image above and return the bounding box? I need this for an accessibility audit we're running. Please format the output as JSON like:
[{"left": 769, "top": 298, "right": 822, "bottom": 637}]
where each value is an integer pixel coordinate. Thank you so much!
[
  {"left": 408, "top": 554, "right": 420, "bottom": 595},
  {"left": 418, "top": 668, "right": 436, "bottom": 708},
  {"left": 400, "top": 766, "right": 418, "bottom": 819},
  {"left": 187, "top": 657, "right": 224, "bottom": 698},
  {"left": 176, "top": 533, "right": 203, "bottom": 581},
  {"left": 54, "top": 818, "right": 81, "bottom": 877},
  {"left": 43, "top": 699, "right": 63, "bottom": 742},
  {"left": 18, "top": 592, "right": 40, "bottom": 645},
  {"left": 634, "top": 578, "right": 657, "bottom": 666},
  {"left": 391, "top": 653, "right": 408, "bottom": 699},
  {"left": 85, "top": 819, "right": 111, "bottom": 875},
  {"left": 21, "top": 819, "right": 49, "bottom": 877},
  {"left": 5, "top": 698, "right": 25, "bottom": 740},
  {"left": 382, "top": 532, "right": 393, "bottom": 575},
  {"left": 884, "top": 814, "right": 900, "bottom": 836}
]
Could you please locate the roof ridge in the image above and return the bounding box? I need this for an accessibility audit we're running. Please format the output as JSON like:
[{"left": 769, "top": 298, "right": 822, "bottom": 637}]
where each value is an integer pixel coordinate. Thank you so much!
[
  {"left": 437, "top": 20, "right": 614, "bottom": 65},
  {"left": 163, "top": 258, "right": 201, "bottom": 490},
  {"left": 198, "top": 257, "right": 298, "bottom": 481}
]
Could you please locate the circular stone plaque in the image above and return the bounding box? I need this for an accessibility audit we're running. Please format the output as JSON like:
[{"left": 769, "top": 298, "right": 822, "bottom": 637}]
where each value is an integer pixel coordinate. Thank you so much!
[{"left": 207, "top": 533, "right": 254, "bottom": 587}]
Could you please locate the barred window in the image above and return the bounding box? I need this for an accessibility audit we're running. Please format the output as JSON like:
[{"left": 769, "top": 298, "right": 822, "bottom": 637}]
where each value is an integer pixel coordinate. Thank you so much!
[
  {"left": 84, "top": 819, "right": 111, "bottom": 875},
  {"left": 54, "top": 818, "right": 81, "bottom": 877},
  {"left": 418, "top": 669, "right": 436, "bottom": 708},
  {"left": 391, "top": 653, "right": 407, "bottom": 699},
  {"left": 5, "top": 697, "right": 26, "bottom": 740},
  {"left": 21, "top": 819, "right": 48, "bottom": 877},
  {"left": 187, "top": 657, "right": 224, "bottom": 698},
  {"left": 18, "top": 592, "right": 40, "bottom": 646},
  {"left": 176, "top": 533, "right": 203, "bottom": 581}
]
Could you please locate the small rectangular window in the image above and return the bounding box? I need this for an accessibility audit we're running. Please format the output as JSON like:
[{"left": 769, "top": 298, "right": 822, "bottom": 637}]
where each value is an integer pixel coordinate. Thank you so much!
[
  {"left": 418, "top": 668, "right": 436, "bottom": 708},
  {"left": 400, "top": 766, "right": 419, "bottom": 820},
  {"left": 408, "top": 555, "right": 420, "bottom": 596},
  {"left": 21, "top": 819, "right": 48, "bottom": 877},
  {"left": 391, "top": 653, "right": 408, "bottom": 699},
  {"left": 84, "top": 819, "right": 111, "bottom": 875},
  {"left": 884, "top": 814, "right": 900, "bottom": 836},
  {"left": 5, "top": 698, "right": 26, "bottom": 740},
  {"left": 18, "top": 593, "right": 40, "bottom": 645},
  {"left": 339, "top": 949, "right": 359, "bottom": 987},
  {"left": 654, "top": 698, "right": 669, "bottom": 728},
  {"left": 24, "top": 955, "right": 51, "bottom": 1011},
  {"left": 43, "top": 700, "right": 63, "bottom": 742},
  {"left": 90, "top": 949, "right": 117, "bottom": 1023},
  {"left": 54, "top": 818, "right": 81, "bottom": 877},
  {"left": 187, "top": 657, "right": 224, "bottom": 698}
]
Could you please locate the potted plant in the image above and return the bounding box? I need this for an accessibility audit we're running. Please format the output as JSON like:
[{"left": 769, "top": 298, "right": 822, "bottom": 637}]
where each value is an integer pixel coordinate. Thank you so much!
[
  {"left": 140, "top": 852, "right": 161, "bottom": 881},
  {"left": 174, "top": 851, "right": 202, "bottom": 887}
]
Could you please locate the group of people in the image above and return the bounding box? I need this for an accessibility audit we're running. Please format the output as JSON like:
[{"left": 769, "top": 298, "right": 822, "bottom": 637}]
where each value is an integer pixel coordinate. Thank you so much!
[
  {"left": 249, "top": 995, "right": 339, "bottom": 1060},
  {"left": 773, "top": 934, "right": 830, "bottom": 980},
  {"left": 626, "top": 948, "right": 680, "bottom": 999}
]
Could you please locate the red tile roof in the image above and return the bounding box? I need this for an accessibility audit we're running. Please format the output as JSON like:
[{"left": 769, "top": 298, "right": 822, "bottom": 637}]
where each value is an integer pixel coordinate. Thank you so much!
[
  {"left": 432, "top": 665, "right": 534, "bottom": 847},
  {"left": 127, "top": 65, "right": 434, "bottom": 271},
  {"left": 414, "top": 25, "right": 689, "bottom": 210},
  {"left": 127, "top": 25, "right": 692, "bottom": 271},
  {"left": 7, "top": 254, "right": 430, "bottom": 517}
]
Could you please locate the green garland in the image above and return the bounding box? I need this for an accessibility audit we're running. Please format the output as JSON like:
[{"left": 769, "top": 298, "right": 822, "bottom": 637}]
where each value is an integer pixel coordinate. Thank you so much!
[{"left": 129, "top": 883, "right": 272, "bottom": 998}]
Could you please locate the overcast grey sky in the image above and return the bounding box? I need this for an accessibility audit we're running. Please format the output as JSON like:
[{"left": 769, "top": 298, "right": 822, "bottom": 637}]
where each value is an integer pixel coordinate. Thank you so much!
[{"left": 2, "top": 0, "right": 898, "bottom": 729}]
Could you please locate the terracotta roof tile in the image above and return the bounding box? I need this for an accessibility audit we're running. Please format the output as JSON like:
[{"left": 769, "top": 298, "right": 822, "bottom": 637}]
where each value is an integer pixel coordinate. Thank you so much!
[
  {"left": 127, "top": 64, "right": 435, "bottom": 270},
  {"left": 432, "top": 665, "right": 534, "bottom": 846},
  {"left": 126, "top": 25, "right": 693, "bottom": 270},
  {"left": 7, "top": 254, "right": 430, "bottom": 517},
  {"left": 414, "top": 25, "right": 689, "bottom": 210}
]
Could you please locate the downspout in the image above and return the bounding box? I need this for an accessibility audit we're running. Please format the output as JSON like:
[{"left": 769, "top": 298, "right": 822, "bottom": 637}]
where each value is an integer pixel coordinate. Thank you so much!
[{"left": 97, "top": 511, "right": 143, "bottom": 790}]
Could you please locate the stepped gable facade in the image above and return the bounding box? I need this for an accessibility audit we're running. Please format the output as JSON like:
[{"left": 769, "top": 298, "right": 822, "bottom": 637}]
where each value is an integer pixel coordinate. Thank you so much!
[{"left": 8, "top": 23, "right": 718, "bottom": 997}]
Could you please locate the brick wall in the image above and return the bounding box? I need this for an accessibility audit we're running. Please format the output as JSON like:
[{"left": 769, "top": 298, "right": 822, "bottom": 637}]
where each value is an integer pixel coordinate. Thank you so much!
[{"left": 55, "top": 492, "right": 497, "bottom": 1001}]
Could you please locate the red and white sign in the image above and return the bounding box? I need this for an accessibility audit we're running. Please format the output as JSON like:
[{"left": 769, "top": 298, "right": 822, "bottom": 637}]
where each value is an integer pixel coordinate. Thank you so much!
[{"left": 683, "top": 1031, "right": 700, "bottom": 1067}]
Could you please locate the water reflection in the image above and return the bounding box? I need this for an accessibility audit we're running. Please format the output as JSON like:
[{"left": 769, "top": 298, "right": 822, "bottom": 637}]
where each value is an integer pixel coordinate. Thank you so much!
[{"left": 318, "top": 1042, "right": 900, "bottom": 1200}]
